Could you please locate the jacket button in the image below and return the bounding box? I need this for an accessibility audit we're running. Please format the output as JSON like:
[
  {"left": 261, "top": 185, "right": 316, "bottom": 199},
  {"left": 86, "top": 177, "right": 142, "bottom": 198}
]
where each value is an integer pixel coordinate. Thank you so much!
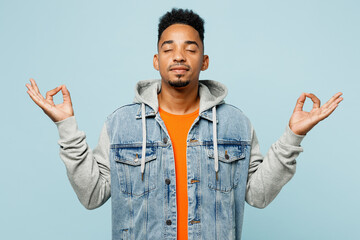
[
  {"left": 225, "top": 154, "right": 230, "bottom": 160},
  {"left": 163, "top": 137, "right": 168, "bottom": 144},
  {"left": 165, "top": 178, "right": 171, "bottom": 185},
  {"left": 166, "top": 219, "right": 172, "bottom": 225}
]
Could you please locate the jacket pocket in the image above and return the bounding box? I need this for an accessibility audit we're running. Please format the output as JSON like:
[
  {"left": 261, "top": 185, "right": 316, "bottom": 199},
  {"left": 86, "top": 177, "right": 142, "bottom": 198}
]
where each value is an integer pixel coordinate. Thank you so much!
[
  {"left": 112, "top": 145, "right": 157, "bottom": 197},
  {"left": 206, "top": 143, "right": 245, "bottom": 192},
  {"left": 121, "top": 228, "right": 129, "bottom": 240}
]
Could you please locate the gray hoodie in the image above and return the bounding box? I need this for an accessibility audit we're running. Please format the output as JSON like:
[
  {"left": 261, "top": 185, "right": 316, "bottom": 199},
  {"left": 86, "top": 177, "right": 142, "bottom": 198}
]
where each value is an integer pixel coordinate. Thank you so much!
[{"left": 55, "top": 79, "right": 304, "bottom": 210}]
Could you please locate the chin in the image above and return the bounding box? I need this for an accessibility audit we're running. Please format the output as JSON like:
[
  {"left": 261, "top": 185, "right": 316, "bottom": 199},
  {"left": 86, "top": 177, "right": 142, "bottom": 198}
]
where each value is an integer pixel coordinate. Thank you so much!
[{"left": 167, "top": 78, "right": 190, "bottom": 88}]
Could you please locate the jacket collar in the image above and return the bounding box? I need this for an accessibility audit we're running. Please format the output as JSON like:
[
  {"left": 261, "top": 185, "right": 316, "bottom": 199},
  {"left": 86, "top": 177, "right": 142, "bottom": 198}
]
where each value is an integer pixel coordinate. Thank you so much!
[
  {"left": 135, "top": 104, "right": 156, "bottom": 119},
  {"left": 133, "top": 79, "right": 227, "bottom": 120}
]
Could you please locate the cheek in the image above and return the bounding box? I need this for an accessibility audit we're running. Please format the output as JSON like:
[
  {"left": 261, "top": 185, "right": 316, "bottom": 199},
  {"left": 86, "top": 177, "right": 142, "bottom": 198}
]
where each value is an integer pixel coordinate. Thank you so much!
[
  {"left": 157, "top": 56, "right": 167, "bottom": 68},
  {"left": 192, "top": 58, "right": 204, "bottom": 70},
  {"left": 157, "top": 61, "right": 169, "bottom": 75},
  {"left": 159, "top": 61, "right": 167, "bottom": 72}
]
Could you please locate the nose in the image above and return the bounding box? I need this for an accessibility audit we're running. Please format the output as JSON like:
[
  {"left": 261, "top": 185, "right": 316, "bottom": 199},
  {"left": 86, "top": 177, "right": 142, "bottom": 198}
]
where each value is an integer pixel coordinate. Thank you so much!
[{"left": 173, "top": 49, "right": 186, "bottom": 62}]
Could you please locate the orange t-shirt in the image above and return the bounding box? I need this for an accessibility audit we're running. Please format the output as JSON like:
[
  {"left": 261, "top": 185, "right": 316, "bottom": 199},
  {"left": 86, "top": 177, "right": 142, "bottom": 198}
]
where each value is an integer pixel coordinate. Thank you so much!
[{"left": 159, "top": 107, "right": 199, "bottom": 240}]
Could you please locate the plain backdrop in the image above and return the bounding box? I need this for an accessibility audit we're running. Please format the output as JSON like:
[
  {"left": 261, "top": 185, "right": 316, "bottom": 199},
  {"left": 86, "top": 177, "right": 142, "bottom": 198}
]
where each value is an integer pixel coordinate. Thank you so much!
[{"left": 1, "top": 0, "right": 359, "bottom": 239}]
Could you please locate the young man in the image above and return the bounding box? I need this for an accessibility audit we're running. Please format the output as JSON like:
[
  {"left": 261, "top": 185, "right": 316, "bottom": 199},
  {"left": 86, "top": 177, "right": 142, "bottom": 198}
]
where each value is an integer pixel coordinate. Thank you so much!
[{"left": 26, "top": 8, "right": 342, "bottom": 240}]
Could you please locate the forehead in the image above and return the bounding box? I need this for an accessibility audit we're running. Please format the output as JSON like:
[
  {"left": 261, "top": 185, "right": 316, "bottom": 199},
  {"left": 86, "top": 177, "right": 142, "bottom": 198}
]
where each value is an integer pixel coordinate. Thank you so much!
[{"left": 158, "top": 24, "right": 202, "bottom": 46}]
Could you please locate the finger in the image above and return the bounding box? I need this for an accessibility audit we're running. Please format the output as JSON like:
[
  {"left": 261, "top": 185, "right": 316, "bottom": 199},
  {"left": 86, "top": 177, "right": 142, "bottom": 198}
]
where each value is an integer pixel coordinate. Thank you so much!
[
  {"left": 305, "top": 93, "right": 321, "bottom": 109},
  {"left": 332, "top": 96, "right": 343, "bottom": 105},
  {"left": 293, "top": 93, "right": 306, "bottom": 113},
  {"left": 26, "top": 88, "right": 47, "bottom": 109},
  {"left": 27, "top": 79, "right": 45, "bottom": 101},
  {"left": 60, "top": 85, "right": 72, "bottom": 103},
  {"left": 319, "top": 101, "right": 341, "bottom": 120},
  {"left": 26, "top": 83, "right": 46, "bottom": 105},
  {"left": 45, "top": 86, "right": 62, "bottom": 103},
  {"left": 30, "top": 78, "right": 42, "bottom": 96},
  {"left": 318, "top": 96, "right": 343, "bottom": 120},
  {"left": 322, "top": 92, "right": 343, "bottom": 109}
]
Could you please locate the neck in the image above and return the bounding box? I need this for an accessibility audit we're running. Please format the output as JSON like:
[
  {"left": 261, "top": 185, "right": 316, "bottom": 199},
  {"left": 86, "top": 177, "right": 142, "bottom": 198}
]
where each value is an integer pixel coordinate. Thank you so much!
[{"left": 158, "top": 80, "right": 200, "bottom": 115}]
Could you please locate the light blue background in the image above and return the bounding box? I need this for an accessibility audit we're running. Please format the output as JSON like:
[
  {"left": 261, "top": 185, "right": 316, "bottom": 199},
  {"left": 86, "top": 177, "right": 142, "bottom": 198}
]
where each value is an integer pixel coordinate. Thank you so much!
[{"left": 1, "top": 0, "right": 359, "bottom": 239}]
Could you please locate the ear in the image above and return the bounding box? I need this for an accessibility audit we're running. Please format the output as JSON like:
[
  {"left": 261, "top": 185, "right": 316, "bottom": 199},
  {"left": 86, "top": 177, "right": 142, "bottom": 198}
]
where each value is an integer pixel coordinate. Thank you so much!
[
  {"left": 201, "top": 55, "right": 209, "bottom": 71},
  {"left": 153, "top": 54, "right": 159, "bottom": 71}
]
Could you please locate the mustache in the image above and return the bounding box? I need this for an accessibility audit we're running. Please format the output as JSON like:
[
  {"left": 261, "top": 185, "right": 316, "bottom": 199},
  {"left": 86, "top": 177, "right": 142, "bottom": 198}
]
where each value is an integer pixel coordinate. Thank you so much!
[{"left": 167, "top": 63, "right": 191, "bottom": 71}]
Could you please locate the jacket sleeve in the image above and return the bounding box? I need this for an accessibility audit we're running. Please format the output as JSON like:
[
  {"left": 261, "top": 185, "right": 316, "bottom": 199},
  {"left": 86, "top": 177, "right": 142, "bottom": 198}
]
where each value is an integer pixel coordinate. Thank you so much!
[
  {"left": 245, "top": 125, "right": 304, "bottom": 208},
  {"left": 55, "top": 116, "right": 111, "bottom": 210}
]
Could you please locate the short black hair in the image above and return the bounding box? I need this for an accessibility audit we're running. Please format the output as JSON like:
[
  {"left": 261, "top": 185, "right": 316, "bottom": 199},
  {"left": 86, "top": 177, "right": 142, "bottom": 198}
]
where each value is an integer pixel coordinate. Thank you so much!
[{"left": 158, "top": 8, "right": 205, "bottom": 45}]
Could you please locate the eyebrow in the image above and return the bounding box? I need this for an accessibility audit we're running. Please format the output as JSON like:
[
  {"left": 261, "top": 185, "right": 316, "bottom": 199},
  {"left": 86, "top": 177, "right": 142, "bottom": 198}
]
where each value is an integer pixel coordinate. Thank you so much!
[
  {"left": 160, "top": 40, "right": 174, "bottom": 48},
  {"left": 184, "top": 41, "right": 199, "bottom": 48},
  {"left": 160, "top": 40, "right": 200, "bottom": 48}
]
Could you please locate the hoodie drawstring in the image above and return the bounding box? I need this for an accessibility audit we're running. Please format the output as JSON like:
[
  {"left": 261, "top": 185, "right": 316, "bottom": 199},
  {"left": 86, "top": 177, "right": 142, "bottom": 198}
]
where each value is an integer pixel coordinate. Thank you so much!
[
  {"left": 140, "top": 103, "right": 218, "bottom": 181},
  {"left": 212, "top": 106, "right": 219, "bottom": 181},
  {"left": 141, "top": 103, "right": 146, "bottom": 181}
]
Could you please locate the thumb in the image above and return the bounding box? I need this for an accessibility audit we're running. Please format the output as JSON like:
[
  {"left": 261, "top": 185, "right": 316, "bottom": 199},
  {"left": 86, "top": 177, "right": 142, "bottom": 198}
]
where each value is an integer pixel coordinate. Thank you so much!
[
  {"left": 293, "top": 93, "right": 306, "bottom": 113},
  {"left": 61, "top": 85, "right": 72, "bottom": 104}
]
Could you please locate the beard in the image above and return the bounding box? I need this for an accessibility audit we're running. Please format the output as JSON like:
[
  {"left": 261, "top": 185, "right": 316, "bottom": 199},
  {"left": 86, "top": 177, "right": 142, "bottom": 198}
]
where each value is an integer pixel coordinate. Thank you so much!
[{"left": 167, "top": 75, "right": 190, "bottom": 88}]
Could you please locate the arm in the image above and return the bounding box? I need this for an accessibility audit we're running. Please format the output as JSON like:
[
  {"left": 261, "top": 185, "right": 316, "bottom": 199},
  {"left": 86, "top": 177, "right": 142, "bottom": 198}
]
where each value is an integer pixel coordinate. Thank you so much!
[
  {"left": 26, "top": 79, "right": 111, "bottom": 209},
  {"left": 246, "top": 92, "right": 343, "bottom": 208},
  {"left": 246, "top": 126, "right": 304, "bottom": 208},
  {"left": 56, "top": 117, "right": 111, "bottom": 209}
]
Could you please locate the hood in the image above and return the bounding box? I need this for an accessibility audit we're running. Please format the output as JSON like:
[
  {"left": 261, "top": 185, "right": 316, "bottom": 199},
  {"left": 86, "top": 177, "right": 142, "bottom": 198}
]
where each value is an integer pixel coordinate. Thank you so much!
[
  {"left": 133, "top": 79, "right": 226, "bottom": 180},
  {"left": 133, "top": 79, "right": 228, "bottom": 114}
]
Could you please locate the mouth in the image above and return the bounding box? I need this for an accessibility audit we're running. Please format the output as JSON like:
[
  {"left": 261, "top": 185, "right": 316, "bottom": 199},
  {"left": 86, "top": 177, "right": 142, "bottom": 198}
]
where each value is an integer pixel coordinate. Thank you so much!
[
  {"left": 169, "top": 64, "right": 190, "bottom": 75},
  {"left": 170, "top": 69, "right": 188, "bottom": 74}
]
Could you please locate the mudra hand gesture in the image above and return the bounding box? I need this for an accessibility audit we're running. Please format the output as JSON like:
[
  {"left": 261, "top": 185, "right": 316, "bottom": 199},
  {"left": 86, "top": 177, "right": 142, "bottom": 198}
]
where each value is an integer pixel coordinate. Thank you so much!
[
  {"left": 26, "top": 78, "right": 342, "bottom": 133},
  {"left": 26, "top": 78, "right": 74, "bottom": 122},
  {"left": 289, "top": 92, "right": 343, "bottom": 135}
]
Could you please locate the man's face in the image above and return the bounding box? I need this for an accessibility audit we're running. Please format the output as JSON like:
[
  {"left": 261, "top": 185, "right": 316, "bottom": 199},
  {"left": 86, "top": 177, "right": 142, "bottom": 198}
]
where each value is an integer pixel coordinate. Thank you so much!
[{"left": 153, "top": 24, "right": 209, "bottom": 88}]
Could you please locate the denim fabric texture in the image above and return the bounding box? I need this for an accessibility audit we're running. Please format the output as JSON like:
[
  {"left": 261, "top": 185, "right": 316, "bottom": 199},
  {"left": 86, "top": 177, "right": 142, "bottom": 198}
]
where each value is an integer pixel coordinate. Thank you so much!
[
  {"left": 106, "top": 102, "right": 251, "bottom": 239},
  {"left": 56, "top": 79, "right": 304, "bottom": 240}
]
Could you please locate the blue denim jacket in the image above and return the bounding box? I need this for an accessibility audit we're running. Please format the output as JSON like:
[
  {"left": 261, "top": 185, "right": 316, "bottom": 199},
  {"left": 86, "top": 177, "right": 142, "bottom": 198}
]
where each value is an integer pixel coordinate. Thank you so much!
[
  {"left": 107, "top": 103, "right": 251, "bottom": 239},
  {"left": 56, "top": 79, "right": 304, "bottom": 240}
]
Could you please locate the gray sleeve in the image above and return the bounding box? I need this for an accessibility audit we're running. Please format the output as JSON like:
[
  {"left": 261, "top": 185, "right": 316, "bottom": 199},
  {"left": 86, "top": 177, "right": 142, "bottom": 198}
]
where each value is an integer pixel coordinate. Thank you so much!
[
  {"left": 55, "top": 116, "right": 111, "bottom": 210},
  {"left": 245, "top": 125, "right": 304, "bottom": 208}
]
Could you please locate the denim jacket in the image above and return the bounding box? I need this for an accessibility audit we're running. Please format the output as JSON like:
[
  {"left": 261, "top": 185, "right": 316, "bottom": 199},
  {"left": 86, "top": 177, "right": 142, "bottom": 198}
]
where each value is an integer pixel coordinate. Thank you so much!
[{"left": 56, "top": 80, "right": 304, "bottom": 240}]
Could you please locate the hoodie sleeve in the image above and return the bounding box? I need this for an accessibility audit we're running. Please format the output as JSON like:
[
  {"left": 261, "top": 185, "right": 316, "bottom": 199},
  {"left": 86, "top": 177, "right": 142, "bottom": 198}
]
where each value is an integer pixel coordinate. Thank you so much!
[
  {"left": 245, "top": 125, "right": 304, "bottom": 208},
  {"left": 55, "top": 116, "right": 111, "bottom": 210}
]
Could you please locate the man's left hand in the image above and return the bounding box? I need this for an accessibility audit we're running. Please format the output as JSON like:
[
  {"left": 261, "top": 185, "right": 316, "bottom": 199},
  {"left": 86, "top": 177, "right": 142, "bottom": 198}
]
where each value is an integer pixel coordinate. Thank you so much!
[{"left": 289, "top": 92, "right": 343, "bottom": 135}]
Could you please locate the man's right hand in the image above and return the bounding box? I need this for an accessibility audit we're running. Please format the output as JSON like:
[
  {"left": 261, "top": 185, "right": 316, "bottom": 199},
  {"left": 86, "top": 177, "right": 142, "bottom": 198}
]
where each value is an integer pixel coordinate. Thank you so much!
[{"left": 26, "top": 78, "right": 74, "bottom": 122}]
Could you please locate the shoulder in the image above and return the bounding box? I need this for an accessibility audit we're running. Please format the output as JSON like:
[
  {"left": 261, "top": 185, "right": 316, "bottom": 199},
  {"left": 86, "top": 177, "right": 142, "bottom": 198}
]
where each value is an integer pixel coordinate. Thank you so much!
[
  {"left": 106, "top": 103, "right": 141, "bottom": 128},
  {"left": 107, "top": 103, "right": 139, "bottom": 119},
  {"left": 217, "top": 103, "right": 250, "bottom": 122},
  {"left": 105, "top": 103, "right": 142, "bottom": 138},
  {"left": 216, "top": 103, "right": 252, "bottom": 140}
]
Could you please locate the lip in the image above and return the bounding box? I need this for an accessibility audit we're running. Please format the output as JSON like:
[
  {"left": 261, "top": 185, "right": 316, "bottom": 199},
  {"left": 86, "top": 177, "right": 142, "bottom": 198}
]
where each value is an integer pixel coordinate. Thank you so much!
[
  {"left": 170, "top": 66, "right": 189, "bottom": 70},
  {"left": 169, "top": 66, "right": 189, "bottom": 74},
  {"left": 170, "top": 69, "right": 188, "bottom": 74}
]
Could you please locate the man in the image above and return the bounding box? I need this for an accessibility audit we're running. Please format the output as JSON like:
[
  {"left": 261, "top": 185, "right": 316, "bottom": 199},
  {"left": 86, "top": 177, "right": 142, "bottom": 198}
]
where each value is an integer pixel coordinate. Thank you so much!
[{"left": 26, "top": 8, "right": 342, "bottom": 240}]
